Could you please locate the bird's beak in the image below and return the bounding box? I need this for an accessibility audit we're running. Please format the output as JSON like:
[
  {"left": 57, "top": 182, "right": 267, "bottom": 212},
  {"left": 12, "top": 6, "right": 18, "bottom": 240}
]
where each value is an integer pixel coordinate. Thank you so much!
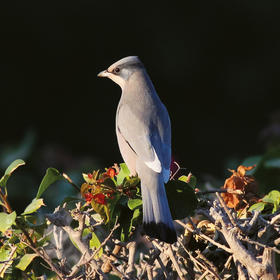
[{"left": 97, "top": 70, "right": 109, "bottom": 78}]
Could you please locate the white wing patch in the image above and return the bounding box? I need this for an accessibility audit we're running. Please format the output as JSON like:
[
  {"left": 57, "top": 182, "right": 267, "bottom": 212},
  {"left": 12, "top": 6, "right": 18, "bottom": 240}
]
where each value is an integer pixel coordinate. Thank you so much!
[{"left": 145, "top": 147, "right": 162, "bottom": 173}]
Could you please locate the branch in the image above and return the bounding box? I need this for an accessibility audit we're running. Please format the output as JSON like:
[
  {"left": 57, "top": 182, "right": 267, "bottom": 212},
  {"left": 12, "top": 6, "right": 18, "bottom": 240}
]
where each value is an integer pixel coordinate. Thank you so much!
[
  {"left": 178, "top": 239, "right": 221, "bottom": 279},
  {"left": 62, "top": 173, "right": 81, "bottom": 192},
  {"left": 176, "top": 219, "right": 232, "bottom": 254},
  {"left": 216, "top": 192, "right": 241, "bottom": 230},
  {"left": 125, "top": 240, "right": 137, "bottom": 277},
  {"left": 196, "top": 188, "right": 243, "bottom": 196},
  {"left": 210, "top": 200, "right": 267, "bottom": 279}
]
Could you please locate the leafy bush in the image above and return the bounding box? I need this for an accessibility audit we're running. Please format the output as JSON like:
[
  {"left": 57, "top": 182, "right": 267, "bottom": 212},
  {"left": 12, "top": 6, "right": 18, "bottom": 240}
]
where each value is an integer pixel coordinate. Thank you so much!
[
  {"left": 0, "top": 154, "right": 279, "bottom": 279},
  {"left": 0, "top": 159, "right": 198, "bottom": 279}
]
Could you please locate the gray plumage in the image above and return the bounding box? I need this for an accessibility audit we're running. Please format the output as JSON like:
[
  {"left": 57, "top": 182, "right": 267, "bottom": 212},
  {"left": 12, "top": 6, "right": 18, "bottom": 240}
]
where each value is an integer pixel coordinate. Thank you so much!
[{"left": 98, "top": 56, "right": 177, "bottom": 243}]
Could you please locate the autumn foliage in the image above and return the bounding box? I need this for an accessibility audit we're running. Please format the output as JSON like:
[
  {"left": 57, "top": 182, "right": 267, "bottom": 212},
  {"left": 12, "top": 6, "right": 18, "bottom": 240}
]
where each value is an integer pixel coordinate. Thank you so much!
[
  {"left": 0, "top": 157, "right": 279, "bottom": 279},
  {"left": 221, "top": 165, "right": 259, "bottom": 210}
]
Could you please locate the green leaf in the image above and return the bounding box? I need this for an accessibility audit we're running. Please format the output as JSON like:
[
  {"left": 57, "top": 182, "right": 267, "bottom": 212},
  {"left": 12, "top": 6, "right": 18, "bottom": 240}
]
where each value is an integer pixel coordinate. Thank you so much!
[
  {"left": 0, "top": 159, "right": 25, "bottom": 188},
  {"left": 178, "top": 175, "right": 197, "bottom": 188},
  {"left": 69, "top": 235, "right": 79, "bottom": 251},
  {"left": 0, "top": 211, "right": 16, "bottom": 233},
  {"left": 165, "top": 180, "right": 198, "bottom": 220},
  {"left": 90, "top": 199, "right": 110, "bottom": 224},
  {"left": 248, "top": 202, "right": 266, "bottom": 213},
  {"left": 116, "top": 163, "right": 130, "bottom": 185},
  {"left": 178, "top": 175, "right": 188, "bottom": 183},
  {"left": 15, "top": 253, "right": 37, "bottom": 271},
  {"left": 0, "top": 247, "right": 16, "bottom": 277},
  {"left": 127, "top": 199, "right": 142, "bottom": 210},
  {"left": 81, "top": 229, "right": 103, "bottom": 259},
  {"left": 22, "top": 198, "right": 45, "bottom": 215},
  {"left": 123, "top": 176, "right": 140, "bottom": 188},
  {"left": 262, "top": 190, "right": 280, "bottom": 213},
  {"left": 89, "top": 231, "right": 103, "bottom": 259},
  {"left": 36, "top": 168, "right": 64, "bottom": 198},
  {"left": 117, "top": 204, "right": 134, "bottom": 242},
  {"left": 129, "top": 208, "right": 142, "bottom": 234}
]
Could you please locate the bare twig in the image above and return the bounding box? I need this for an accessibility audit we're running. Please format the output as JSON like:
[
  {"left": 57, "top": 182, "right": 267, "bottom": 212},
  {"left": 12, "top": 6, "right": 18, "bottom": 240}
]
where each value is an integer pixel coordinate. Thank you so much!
[
  {"left": 62, "top": 173, "right": 81, "bottom": 192},
  {"left": 69, "top": 219, "right": 119, "bottom": 279},
  {"left": 53, "top": 225, "right": 63, "bottom": 260},
  {"left": 102, "top": 254, "right": 127, "bottom": 279},
  {"left": 22, "top": 240, "right": 64, "bottom": 279},
  {"left": 146, "top": 264, "right": 153, "bottom": 280},
  {"left": 178, "top": 239, "right": 220, "bottom": 279},
  {"left": 241, "top": 237, "right": 280, "bottom": 254},
  {"left": 197, "top": 188, "right": 243, "bottom": 196},
  {"left": 211, "top": 203, "right": 266, "bottom": 279},
  {"left": 0, "top": 246, "right": 17, "bottom": 276},
  {"left": 155, "top": 255, "right": 168, "bottom": 279},
  {"left": 216, "top": 192, "right": 240, "bottom": 230},
  {"left": 166, "top": 244, "right": 185, "bottom": 280},
  {"left": 224, "top": 255, "right": 233, "bottom": 270},
  {"left": 195, "top": 250, "right": 220, "bottom": 277},
  {"left": 102, "top": 244, "right": 122, "bottom": 273},
  {"left": 52, "top": 206, "right": 107, "bottom": 279},
  {"left": 245, "top": 210, "right": 260, "bottom": 234},
  {"left": 126, "top": 240, "right": 137, "bottom": 276},
  {"left": 170, "top": 161, "right": 181, "bottom": 180},
  {"left": 271, "top": 213, "right": 280, "bottom": 225},
  {"left": 197, "top": 270, "right": 209, "bottom": 280},
  {"left": 177, "top": 219, "right": 232, "bottom": 254},
  {"left": 274, "top": 237, "right": 280, "bottom": 246}
]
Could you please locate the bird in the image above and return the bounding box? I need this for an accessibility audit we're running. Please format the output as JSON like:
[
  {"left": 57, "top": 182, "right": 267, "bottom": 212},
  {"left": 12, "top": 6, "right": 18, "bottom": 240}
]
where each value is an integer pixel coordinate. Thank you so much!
[{"left": 98, "top": 56, "right": 177, "bottom": 243}]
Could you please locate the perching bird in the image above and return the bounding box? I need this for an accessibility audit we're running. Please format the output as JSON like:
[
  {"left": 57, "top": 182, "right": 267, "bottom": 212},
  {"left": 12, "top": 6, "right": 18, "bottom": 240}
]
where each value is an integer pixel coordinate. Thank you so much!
[{"left": 98, "top": 56, "right": 177, "bottom": 243}]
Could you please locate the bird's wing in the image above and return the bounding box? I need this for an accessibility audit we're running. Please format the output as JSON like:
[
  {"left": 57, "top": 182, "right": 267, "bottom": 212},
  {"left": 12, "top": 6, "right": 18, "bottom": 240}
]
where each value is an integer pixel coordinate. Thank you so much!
[{"left": 117, "top": 102, "right": 171, "bottom": 181}]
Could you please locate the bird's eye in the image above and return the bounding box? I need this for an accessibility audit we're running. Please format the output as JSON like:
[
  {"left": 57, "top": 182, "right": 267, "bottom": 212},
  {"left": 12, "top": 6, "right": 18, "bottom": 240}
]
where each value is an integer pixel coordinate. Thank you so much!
[{"left": 114, "top": 67, "right": 120, "bottom": 74}]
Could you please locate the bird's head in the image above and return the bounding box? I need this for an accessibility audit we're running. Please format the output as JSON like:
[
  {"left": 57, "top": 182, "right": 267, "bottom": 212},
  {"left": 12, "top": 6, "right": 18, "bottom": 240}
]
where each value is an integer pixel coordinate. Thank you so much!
[{"left": 97, "top": 56, "right": 143, "bottom": 89}]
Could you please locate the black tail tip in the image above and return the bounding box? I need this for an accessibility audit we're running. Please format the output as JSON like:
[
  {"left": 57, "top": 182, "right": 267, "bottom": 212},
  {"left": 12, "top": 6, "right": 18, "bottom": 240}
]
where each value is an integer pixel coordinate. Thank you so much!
[{"left": 143, "top": 222, "right": 177, "bottom": 244}]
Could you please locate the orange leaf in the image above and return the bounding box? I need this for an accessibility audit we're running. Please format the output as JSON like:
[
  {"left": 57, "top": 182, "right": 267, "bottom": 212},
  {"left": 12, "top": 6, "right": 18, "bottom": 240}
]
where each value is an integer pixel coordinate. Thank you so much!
[
  {"left": 221, "top": 165, "right": 258, "bottom": 210},
  {"left": 237, "top": 165, "right": 255, "bottom": 177}
]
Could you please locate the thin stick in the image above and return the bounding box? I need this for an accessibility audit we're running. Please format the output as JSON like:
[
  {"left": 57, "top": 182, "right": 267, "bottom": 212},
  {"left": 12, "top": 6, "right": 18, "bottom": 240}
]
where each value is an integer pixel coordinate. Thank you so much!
[
  {"left": 271, "top": 213, "right": 280, "bottom": 225},
  {"left": 22, "top": 240, "right": 64, "bottom": 279},
  {"left": 170, "top": 161, "right": 181, "bottom": 180},
  {"left": 102, "top": 254, "right": 127, "bottom": 279},
  {"left": 178, "top": 239, "right": 219, "bottom": 279},
  {"left": 62, "top": 173, "right": 81, "bottom": 192},
  {"left": 197, "top": 270, "right": 209, "bottom": 280},
  {"left": 0, "top": 246, "right": 17, "bottom": 276},
  {"left": 91, "top": 222, "right": 120, "bottom": 260},
  {"left": 196, "top": 250, "right": 220, "bottom": 277},
  {"left": 197, "top": 188, "right": 243, "bottom": 196},
  {"left": 167, "top": 244, "right": 185, "bottom": 280},
  {"left": 0, "top": 189, "right": 13, "bottom": 213},
  {"left": 102, "top": 245, "right": 122, "bottom": 273},
  {"left": 216, "top": 192, "right": 240, "bottom": 230},
  {"left": 241, "top": 237, "right": 280, "bottom": 254},
  {"left": 177, "top": 220, "right": 232, "bottom": 254},
  {"left": 224, "top": 255, "right": 233, "bottom": 270},
  {"left": 146, "top": 264, "right": 153, "bottom": 280},
  {"left": 155, "top": 256, "right": 168, "bottom": 278},
  {"left": 69, "top": 222, "right": 119, "bottom": 278},
  {"left": 126, "top": 240, "right": 137, "bottom": 275},
  {"left": 275, "top": 237, "right": 280, "bottom": 246}
]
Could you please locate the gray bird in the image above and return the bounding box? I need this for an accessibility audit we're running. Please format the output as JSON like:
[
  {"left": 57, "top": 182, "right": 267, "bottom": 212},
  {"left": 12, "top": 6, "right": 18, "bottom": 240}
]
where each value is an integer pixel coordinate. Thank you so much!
[{"left": 98, "top": 56, "right": 177, "bottom": 243}]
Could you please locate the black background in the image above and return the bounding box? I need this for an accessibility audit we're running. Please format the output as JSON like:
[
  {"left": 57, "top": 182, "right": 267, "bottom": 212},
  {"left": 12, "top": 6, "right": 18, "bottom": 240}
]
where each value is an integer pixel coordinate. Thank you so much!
[{"left": 1, "top": 0, "right": 279, "bottom": 178}]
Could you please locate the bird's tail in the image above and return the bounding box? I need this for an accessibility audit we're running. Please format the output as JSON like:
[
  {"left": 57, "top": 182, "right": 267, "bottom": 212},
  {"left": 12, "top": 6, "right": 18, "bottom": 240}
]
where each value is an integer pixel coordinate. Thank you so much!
[{"left": 140, "top": 171, "right": 177, "bottom": 244}]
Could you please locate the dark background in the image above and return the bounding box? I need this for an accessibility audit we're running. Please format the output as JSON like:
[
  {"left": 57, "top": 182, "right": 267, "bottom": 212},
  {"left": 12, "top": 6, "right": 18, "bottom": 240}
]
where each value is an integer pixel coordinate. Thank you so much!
[{"left": 0, "top": 0, "right": 279, "bottom": 184}]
